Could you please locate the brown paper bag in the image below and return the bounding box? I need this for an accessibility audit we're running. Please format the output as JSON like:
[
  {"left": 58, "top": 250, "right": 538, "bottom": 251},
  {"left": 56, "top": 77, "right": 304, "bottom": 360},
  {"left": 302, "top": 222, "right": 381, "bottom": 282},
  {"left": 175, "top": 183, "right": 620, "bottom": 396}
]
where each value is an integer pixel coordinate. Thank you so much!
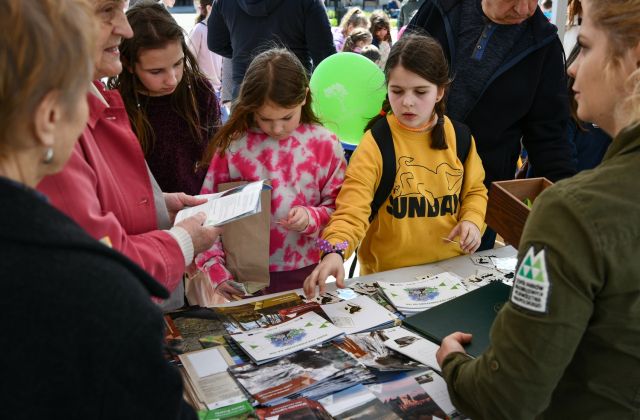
[{"left": 217, "top": 181, "right": 271, "bottom": 294}]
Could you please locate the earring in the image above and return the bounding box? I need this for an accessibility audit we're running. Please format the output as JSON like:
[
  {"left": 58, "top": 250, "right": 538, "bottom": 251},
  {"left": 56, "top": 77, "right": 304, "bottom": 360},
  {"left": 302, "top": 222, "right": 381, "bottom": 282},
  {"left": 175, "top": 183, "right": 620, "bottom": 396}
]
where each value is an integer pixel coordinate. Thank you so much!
[{"left": 43, "top": 147, "right": 54, "bottom": 164}]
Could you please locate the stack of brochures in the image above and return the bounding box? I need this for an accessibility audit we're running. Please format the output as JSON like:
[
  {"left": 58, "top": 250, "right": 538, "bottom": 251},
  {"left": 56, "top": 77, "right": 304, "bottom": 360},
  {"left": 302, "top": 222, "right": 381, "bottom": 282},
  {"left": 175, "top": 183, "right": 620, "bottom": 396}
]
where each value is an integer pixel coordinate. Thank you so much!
[
  {"left": 178, "top": 346, "right": 255, "bottom": 418},
  {"left": 320, "top": 295, "right": 399, "bottom": 334},
  {"left": 228, "top": 341, "right": 374, "bottom": 407},
  {"left": 229, "top": 311, "right": 345, "bottom": 364},
  {"left": 378, "top": 272, "right": 468, "bottom": 315},
  {"left": 211, "top": 292, "right": 303, "bottom": 335}
]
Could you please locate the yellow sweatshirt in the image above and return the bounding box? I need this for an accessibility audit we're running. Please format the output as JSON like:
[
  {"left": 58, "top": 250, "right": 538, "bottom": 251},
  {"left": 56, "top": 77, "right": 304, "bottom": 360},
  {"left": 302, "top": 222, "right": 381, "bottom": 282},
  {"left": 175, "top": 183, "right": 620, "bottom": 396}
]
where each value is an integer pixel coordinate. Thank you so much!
[{"left": 323, "top": 114, "right": 488, "bottom": 275}]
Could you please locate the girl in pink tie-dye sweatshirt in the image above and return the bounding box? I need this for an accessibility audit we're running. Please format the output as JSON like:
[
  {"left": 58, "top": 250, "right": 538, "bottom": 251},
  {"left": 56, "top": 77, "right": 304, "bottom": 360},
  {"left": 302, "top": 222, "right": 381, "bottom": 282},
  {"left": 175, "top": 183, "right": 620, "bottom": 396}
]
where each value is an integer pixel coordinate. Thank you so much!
[{"left": 196, "top": 48, "right": 347, "bottom": 299}]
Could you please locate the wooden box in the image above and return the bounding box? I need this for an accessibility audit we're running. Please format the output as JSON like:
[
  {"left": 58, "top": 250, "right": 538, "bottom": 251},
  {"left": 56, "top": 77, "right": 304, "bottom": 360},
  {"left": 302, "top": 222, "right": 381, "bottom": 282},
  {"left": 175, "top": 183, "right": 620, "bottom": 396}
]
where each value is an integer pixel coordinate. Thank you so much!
[{"left": 485, "top": 177, "right": 553, "bottom": 249}]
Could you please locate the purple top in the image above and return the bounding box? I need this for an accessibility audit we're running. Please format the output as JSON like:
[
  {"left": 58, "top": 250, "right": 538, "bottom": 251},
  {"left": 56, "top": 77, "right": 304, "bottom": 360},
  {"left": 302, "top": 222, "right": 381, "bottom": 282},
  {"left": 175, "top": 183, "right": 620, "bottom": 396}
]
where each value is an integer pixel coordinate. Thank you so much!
[{"left": 140, "top": 78, "right": 220, "bottom": 195}]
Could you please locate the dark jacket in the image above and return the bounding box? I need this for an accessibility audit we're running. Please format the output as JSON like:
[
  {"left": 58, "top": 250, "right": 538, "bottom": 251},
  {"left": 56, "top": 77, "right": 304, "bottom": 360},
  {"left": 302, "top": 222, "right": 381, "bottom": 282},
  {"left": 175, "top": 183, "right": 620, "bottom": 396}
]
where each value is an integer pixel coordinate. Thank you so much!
[
  {"left": 410, "top": 0, "right": 576, "bottom": 184},
  {"left": 208, "top": 0, "right": 336, "bottom": 99},
  {"left": 0, "top": 177, "right": 196, "bottom": 420}
]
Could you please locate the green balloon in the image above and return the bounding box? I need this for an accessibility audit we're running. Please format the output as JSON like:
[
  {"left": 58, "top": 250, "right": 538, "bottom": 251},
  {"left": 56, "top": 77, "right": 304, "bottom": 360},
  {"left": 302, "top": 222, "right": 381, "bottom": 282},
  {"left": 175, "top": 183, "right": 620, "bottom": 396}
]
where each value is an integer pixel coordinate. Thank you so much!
[{"left": 310, "top": 52, "right": 387, "bottom": 146}]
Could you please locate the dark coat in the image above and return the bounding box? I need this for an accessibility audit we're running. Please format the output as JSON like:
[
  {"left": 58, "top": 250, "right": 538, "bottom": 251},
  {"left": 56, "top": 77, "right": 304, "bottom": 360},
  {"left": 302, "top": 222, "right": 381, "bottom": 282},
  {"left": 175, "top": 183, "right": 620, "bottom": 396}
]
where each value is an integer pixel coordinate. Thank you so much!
[
  {"left": 410, "top": 0, "right": 576, "bottom": 184},
  {"left": 0, "top": 177, "right": 196, "bottom": 420},
  {"left": 208, "top": 0, "right": 336, "bottom": 99}
]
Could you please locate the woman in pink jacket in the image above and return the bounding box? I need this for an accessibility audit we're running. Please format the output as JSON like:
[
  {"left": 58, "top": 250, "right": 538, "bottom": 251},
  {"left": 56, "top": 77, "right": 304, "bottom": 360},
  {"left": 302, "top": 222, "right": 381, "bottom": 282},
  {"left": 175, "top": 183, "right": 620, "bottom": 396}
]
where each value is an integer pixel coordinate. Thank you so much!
[{"left": 37, "top": 0, "right": 220, "bottom": 308}]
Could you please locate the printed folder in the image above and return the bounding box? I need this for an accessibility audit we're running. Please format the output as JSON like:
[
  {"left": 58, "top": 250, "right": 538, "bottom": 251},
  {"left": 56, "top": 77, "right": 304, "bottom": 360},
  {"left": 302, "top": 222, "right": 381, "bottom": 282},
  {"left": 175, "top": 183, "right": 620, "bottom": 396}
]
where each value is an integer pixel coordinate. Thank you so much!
[{"left": 402, "top": 282, "right": 511, "bottom": 358}]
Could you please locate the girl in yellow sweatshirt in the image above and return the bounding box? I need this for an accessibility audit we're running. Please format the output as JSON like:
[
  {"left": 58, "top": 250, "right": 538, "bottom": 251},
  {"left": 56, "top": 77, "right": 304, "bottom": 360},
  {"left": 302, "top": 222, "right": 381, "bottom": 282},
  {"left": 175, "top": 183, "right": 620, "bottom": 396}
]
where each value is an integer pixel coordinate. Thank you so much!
[{"left": 304, "top": 34, "right": 488, "bottom": 298}]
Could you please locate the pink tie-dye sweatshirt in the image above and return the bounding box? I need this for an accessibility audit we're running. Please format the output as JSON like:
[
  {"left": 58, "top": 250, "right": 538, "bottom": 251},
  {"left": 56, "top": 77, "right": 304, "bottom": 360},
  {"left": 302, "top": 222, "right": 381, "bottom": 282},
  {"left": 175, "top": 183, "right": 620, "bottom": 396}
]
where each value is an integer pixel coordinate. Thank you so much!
[{"left": 196, "top": 123, "right": 347, "bottom": 285}]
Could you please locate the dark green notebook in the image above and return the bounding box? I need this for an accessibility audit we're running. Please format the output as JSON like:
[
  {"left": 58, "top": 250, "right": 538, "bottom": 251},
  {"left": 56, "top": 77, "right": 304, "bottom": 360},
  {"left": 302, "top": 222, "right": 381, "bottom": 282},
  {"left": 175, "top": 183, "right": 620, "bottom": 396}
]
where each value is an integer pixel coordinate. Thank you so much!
[{"left": 402, "top": 282, "right": 511, "bottom": 358}]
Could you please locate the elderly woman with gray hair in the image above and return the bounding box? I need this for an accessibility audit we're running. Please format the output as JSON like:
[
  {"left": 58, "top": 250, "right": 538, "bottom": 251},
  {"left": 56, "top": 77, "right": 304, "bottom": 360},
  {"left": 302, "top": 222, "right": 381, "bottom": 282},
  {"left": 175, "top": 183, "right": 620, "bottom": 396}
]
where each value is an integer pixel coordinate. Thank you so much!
[{"left": 0, "top": 0, "right": 196, "bottom": 418}]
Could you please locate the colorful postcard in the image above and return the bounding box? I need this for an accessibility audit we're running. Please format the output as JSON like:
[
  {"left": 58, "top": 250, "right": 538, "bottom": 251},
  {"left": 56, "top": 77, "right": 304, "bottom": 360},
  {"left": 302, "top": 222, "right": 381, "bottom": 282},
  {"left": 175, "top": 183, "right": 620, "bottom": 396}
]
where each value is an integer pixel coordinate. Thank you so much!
[
  {"left": 367, "top": 373, "right": 448, "bottom": 419},
  {"left": 256, "top": 397, "right": 332, "bottom": 420}
]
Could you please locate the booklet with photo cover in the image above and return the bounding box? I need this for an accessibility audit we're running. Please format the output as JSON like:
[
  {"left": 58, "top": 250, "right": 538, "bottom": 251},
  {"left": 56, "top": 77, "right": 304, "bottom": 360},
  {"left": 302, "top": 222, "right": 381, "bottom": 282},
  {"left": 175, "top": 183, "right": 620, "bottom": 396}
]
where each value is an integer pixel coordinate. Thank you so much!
[
  {"left": 179, "top": 346, "right": 253, "bottom": 416},
  {"left": 174, "top": 179, "right": 272, "bottom": 227},
  {"left": 382, "top": 326, "right": 440, "bottom": 372},
  {"left": 256, "top": 397, "right": 332, "bottom": 420},
  {"left": 230, "top": 311, "right": 344, "bottom": 364},
  {"left": 378, "top": 272, "right": 467, "bottom": 315},
  {"left": 335, "top": 331, "right": 425, "bottom": 372},
  {"left": 228, "top": 341, "right": 358, "bottom": 405},
  {"left": 212, "top": 292, "right": 303, "bottom": 335},
  {"left": 366, "top": 372, "right": 449, "bottom": 419},
  {"left": 402, "top": 281, "right": 512, "bottom": 357},
  {"left": 320, "top": 295, "right": 399, "bottom": 334}
]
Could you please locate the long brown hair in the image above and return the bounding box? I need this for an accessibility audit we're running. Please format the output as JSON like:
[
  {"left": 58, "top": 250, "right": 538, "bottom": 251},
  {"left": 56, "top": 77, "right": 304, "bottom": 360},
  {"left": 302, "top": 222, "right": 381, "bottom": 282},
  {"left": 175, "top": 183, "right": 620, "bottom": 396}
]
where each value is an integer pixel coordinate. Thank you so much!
[
  {"left": 107, "top": 0, "right": 213, "bottom": 154},
  {"left": 201, "top": 48, "right": 320, "bottom": 164},
  {"left": 195, "top": 0, "right": 212, "bottom": 24},
  {"left": 365, "top": 34, "right": 451, "bottom": 150},
  {"left": 369, "top": 10, "right": 392, "bottom": 43}
]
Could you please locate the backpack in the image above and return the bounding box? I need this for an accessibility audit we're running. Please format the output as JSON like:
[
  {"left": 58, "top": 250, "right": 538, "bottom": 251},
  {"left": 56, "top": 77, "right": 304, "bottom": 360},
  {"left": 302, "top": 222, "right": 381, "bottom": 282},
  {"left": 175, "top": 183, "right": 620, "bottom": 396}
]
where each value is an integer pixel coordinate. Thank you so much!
[{"left": 347, "top": 116, "right": 472, "bottom": 278}]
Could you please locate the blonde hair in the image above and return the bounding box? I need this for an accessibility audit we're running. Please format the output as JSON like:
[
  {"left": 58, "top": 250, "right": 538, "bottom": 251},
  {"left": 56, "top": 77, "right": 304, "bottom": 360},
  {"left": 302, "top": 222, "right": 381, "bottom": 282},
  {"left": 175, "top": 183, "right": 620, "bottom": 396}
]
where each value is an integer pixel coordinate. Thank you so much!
[
  {"left": 339, "top": 7, "right": 369, "bottom": 36},
  {"left": 0, "top": 0, "right": 95, "bottom": 150},
  {"left": 587, "top": 0, "right": 640, "bottom": 126}
]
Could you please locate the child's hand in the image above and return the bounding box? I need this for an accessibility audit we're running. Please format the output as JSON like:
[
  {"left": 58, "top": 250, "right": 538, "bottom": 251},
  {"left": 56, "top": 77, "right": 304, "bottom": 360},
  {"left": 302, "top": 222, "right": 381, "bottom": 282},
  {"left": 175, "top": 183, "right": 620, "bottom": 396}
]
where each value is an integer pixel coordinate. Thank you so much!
[
  {"left": 446, "top": 221, "right": 481, "bottom": 254},
  {"left": 278, "top": 207, "right": 309, "bottom": 232},
  {"left": 303, "top": 253, "right": 345, "bottom": 298},
  {"left": 214, "top": 280, "right": 246, "bottom": 301}
]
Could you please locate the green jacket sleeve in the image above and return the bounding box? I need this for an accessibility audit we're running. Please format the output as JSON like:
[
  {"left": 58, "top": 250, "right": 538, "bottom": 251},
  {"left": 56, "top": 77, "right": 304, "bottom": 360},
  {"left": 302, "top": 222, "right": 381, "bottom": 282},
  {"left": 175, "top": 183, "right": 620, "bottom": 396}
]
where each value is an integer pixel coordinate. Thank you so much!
[{"left": 442, "top": 184, "right": 600, "bottom": 419}]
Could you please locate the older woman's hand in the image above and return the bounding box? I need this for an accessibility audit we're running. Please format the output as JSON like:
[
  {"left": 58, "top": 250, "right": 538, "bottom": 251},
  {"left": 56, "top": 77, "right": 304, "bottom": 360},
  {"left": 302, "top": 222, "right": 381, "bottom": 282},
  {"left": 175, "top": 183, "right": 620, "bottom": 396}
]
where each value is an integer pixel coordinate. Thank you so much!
[{"left": 164, "top": 192, "right": 207, "bottom": 224}]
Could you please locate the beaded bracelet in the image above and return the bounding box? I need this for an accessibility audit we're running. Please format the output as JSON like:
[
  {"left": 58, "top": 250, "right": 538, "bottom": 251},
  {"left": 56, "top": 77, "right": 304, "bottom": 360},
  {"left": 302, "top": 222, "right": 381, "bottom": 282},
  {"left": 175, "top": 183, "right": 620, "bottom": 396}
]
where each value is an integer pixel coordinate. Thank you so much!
[{"left": 316, "top": 239, "right": 348, "bottom": 261}]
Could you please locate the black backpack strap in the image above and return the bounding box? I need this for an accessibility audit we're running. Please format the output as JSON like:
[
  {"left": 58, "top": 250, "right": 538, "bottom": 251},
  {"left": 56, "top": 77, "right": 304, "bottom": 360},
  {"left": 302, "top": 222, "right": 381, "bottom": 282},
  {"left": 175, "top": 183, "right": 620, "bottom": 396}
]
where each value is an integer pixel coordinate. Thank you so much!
[
  {"left": 349, "top": 117, "right": 396, "bottom": 279},
  {"left": 369, "top": 117, "right": 396, "bottom": 223},
  {"left": 451, "top": 119, "right": 472, "bottom": 165}
]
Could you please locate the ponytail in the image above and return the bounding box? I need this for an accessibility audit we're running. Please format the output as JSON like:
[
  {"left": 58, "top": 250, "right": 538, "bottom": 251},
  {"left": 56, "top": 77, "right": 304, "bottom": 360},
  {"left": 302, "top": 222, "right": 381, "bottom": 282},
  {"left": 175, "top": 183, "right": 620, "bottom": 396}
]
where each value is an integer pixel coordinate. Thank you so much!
[
  {"left": 431, "top": 100, "right": 447, "bottom": 150},
  {"left": 364, "top": 96, "right": 392, "bottom": 132}
]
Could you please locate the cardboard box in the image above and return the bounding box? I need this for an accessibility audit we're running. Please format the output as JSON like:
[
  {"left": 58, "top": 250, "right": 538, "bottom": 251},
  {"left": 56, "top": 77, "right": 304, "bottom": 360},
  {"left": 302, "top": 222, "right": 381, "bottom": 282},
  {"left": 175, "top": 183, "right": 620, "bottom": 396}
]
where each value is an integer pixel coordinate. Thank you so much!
[{"left": 485, "top": 177, "right": 553, "bottom": 249}]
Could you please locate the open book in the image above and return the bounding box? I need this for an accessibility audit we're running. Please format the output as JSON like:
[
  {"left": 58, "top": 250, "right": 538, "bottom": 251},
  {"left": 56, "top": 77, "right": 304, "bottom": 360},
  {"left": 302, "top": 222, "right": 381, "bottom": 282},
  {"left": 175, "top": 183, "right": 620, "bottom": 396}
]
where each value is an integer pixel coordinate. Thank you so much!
[{"left": 174, "top": 179, "right": 271, "bottom": 227}]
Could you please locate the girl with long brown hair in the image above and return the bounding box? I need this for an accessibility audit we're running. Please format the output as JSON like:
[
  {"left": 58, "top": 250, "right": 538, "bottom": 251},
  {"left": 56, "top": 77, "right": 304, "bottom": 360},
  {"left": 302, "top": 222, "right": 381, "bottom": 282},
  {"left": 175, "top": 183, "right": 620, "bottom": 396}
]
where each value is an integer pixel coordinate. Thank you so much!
[
  {"left": 108, "top": 0, "right": 220, "bottom": 195},
  {"left": 196, "top": 48, "right": 346, "bottom": 300}
]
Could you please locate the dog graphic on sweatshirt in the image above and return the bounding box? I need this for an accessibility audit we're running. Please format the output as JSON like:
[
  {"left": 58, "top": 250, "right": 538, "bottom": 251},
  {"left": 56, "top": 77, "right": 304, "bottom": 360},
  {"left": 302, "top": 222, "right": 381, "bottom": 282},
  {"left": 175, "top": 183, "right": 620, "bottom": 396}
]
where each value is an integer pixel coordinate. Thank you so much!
[{"left": 393, "top": 156, "right": 462, "bottom": 207}]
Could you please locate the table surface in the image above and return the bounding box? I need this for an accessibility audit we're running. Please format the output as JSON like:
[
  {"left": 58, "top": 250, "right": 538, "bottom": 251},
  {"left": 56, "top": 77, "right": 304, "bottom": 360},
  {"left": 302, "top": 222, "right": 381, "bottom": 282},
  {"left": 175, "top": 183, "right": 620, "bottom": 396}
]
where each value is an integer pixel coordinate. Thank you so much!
[
  {"left": 209, "top": 245, "right": 518, "bottom": 307},
  {"left": 170, "top": 246, "right": 517, "bottom": 352}
]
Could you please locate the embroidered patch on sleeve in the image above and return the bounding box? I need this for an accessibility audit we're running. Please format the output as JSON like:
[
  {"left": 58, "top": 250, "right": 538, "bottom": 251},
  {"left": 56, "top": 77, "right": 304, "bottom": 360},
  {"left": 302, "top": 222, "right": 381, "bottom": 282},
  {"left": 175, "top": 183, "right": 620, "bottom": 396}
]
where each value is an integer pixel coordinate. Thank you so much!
[{"left": 510, "top": 247, "right": 551, "bottom": 314}]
